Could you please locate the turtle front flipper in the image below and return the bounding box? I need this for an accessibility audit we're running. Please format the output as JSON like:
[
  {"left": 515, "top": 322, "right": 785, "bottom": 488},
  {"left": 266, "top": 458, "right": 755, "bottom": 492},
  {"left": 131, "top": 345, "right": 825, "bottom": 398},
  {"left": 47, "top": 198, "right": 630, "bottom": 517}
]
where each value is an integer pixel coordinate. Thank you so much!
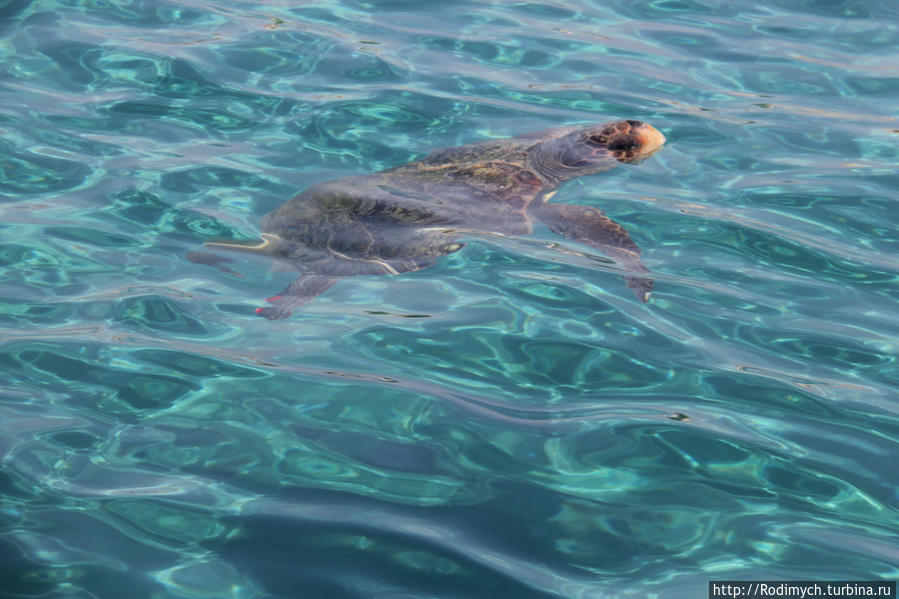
[
  {"left": 532, "top": 202, "right": 653, "bottom": 302},
  {"left": 255, "top": 275, "right": 338, "bottom": 320}
]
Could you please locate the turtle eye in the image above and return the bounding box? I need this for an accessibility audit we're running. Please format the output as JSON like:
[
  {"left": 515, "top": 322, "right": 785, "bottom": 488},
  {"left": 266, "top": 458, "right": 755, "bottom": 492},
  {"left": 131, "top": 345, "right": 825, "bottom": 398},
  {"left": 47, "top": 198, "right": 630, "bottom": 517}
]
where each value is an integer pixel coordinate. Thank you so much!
[{"left": 608, "top": 137, "right": 637, "bottom": 153}]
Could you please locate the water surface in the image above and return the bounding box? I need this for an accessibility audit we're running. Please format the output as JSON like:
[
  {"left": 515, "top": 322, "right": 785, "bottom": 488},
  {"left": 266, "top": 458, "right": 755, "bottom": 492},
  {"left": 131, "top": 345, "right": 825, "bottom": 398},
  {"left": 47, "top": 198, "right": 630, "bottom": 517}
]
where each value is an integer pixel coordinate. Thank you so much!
[{"left": 1, "top": 1, "right": 897, "bottom": 597}]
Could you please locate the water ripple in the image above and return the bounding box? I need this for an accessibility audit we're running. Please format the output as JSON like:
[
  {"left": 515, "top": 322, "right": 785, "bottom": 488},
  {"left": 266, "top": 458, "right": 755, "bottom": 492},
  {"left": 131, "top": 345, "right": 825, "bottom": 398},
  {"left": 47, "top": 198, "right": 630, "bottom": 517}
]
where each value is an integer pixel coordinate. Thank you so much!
[{"left": 2, "top": 0, "right": 898, "bottom": 597}]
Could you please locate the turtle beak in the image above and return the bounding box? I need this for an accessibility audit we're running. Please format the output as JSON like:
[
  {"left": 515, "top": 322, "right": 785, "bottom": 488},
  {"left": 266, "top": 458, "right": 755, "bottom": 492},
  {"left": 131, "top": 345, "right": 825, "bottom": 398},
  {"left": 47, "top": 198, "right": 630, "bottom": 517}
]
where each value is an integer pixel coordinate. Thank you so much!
[{"left": 634, "top": 123, "right": 666, "bottom": 159}]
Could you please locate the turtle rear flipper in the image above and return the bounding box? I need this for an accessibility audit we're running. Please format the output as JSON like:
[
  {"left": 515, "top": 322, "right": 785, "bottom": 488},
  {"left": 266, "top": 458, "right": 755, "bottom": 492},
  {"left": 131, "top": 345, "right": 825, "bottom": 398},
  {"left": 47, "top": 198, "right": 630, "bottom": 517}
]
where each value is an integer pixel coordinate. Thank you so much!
[
  {"left": 204, "top": 233, "right": 285, "bottom": 254},
  {"left": 255, "top": 275, "right": 338, "bottom": 320},
  {"left": 532, "top": 202, "right": 653, "bottom": 302},
  {"left": 186, "top": 250, "right": 244, "bottom": 277}
]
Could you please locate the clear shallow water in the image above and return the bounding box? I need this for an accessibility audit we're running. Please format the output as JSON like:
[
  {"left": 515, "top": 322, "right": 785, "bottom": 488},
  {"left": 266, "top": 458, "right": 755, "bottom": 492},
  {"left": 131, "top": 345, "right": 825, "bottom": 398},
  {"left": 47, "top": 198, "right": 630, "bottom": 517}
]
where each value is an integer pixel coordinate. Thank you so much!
[{"left": 1, "top": 0, "right": 897, "bottom": 597}]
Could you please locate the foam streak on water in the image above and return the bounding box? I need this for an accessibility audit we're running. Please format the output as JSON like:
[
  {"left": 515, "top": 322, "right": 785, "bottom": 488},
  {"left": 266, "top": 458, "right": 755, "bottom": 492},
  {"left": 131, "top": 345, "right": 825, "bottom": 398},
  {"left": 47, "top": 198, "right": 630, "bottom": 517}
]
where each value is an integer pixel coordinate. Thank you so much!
[{"left": 1, "top": 1, "right": 897, "bottom": 597}]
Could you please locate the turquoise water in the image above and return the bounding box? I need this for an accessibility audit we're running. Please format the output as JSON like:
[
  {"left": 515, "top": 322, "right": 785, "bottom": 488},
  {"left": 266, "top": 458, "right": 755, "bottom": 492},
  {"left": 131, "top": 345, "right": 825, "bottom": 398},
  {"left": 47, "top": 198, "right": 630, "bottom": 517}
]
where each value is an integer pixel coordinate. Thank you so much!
[{"left": 1, "top": 0, "right": 898, "bottom": 597}]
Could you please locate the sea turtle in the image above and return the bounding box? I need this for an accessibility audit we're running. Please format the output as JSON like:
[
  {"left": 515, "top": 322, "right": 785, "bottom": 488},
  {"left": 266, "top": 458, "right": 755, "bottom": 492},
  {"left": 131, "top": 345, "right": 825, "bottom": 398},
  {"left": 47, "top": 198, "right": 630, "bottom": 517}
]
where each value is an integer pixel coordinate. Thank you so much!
[{"left": 194, "top": 119, "right": 666, "bottom": 319}]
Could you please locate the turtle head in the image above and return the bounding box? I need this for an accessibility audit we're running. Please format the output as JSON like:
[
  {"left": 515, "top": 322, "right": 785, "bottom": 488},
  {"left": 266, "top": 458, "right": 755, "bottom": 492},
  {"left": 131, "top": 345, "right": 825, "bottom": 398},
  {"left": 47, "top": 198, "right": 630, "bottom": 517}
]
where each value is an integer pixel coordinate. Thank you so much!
[
  {"left": 531, "top": 120, "right": 666, "bottom": 183},
  {"left": 586, "top": 120, "right": 666, "bottom": 163}
]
